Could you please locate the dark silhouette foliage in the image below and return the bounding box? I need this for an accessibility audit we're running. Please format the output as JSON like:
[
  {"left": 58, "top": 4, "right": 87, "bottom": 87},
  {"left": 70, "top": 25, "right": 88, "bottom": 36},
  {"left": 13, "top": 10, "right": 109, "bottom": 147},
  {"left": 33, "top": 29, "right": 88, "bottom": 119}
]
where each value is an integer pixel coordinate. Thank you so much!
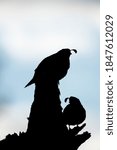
[{"left": 0, "top": 48, "right": 91, "bottom": 150}]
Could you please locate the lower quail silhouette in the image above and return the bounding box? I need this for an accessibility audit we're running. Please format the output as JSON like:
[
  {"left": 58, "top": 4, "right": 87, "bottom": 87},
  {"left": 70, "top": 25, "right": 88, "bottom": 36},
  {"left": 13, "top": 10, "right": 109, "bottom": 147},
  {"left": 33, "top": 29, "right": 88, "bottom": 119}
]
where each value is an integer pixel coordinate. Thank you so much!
[{"left": 63, "top": 96, "right": 86, "bottom": 129}]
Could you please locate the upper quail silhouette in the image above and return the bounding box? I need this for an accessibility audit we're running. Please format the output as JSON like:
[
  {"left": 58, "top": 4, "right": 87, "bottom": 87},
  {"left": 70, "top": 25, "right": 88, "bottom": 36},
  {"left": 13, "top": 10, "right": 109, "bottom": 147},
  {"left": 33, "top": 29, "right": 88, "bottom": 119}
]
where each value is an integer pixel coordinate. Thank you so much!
[
  {"left": 25, "top": 48, "right": 77, "bottom": 87},
  {"left": 63, "top": 96, "right": 86, "bottom": 128}
]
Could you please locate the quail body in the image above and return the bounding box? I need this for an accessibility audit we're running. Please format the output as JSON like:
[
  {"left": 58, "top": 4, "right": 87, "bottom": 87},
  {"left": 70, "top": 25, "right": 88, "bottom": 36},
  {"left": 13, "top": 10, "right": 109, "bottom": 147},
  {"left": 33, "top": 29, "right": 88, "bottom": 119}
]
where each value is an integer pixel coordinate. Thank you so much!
[
  {"left": 63, "top": 96, "right": 86, "bottom": 128},
  {"left": 25, "top": 48, "right": 77, "bottom": 87}
]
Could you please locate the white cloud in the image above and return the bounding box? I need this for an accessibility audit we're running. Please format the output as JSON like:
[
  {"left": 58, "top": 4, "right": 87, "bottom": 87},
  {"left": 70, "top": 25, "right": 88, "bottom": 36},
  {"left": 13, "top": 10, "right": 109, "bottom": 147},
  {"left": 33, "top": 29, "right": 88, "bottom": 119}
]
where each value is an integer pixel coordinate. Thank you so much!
[{"left": 0, "top": 2, "right": 99, "bottom": 62}]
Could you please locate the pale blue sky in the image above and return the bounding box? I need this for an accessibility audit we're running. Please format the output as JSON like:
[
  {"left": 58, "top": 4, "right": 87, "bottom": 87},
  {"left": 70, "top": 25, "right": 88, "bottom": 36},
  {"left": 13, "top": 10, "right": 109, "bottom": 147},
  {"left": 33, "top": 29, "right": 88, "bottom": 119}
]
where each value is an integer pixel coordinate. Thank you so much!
[{"left": 0, "top": 1, "right": 99, "bottom": 150}]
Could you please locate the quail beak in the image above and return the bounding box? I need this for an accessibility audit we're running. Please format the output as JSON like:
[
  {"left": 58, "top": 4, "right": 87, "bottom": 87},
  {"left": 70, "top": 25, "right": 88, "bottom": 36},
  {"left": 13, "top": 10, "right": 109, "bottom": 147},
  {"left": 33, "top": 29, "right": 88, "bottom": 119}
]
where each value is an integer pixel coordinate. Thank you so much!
[{"left": 70, "top": 49, "right": 77, "bottom": 54}]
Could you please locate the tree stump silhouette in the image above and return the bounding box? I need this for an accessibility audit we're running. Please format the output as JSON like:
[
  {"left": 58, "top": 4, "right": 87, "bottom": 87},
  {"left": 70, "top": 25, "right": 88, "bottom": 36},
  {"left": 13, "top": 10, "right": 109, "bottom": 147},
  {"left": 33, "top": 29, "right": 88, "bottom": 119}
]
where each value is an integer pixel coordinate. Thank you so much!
[{"left": 0, "top": 49, "right": 91, "bottom": 150}]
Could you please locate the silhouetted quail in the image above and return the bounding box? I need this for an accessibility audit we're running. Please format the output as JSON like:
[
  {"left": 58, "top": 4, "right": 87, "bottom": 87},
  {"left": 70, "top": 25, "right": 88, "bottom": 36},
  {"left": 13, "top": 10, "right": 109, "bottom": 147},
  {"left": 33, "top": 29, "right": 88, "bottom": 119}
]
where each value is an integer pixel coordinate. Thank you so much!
[
  {"left": 63, "top": 96, "right": 86, "bottom": 128},
  {"left": 25, "top": 48, "right": 77, "bottom": 87}
]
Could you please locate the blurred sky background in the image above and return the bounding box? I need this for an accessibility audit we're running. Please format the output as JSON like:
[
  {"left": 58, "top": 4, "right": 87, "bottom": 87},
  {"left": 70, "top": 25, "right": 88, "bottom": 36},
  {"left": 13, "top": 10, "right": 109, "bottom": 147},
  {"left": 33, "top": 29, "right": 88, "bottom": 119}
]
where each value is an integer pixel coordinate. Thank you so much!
[{"left": 0, "top": 0, "right": 99, "bottom": 150}]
